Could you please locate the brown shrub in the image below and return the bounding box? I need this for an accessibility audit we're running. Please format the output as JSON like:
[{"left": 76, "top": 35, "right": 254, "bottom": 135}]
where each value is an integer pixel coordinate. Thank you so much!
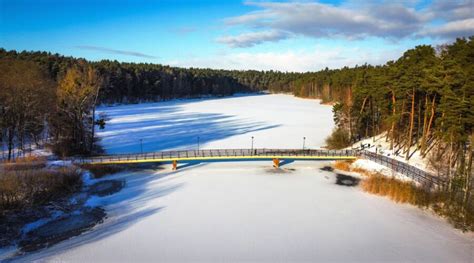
[
  {"left": 0, "top": 167, "right": 82, "bottom": 211},
  {"left": 325, "top": 128, "right": 351, "bottom": 149}
]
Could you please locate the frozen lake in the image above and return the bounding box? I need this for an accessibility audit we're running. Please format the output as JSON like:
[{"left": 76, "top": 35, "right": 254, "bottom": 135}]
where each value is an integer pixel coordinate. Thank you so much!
[
  {"left": 21, "top": 94, "right": 473, "bottom": 262},
  {"left": 96, "top": 93, "right": 334, "bottom": 153}
]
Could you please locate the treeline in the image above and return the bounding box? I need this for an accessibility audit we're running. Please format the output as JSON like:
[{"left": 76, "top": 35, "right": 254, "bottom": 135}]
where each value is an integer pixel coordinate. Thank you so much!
[
  {"left": 0, "top": 49, "right": 299, "bottom": 104},
  {"left": 293, "top": 38, "right": 473, "bottom": 210},
  {"left": 0, "top": 58, "right": 103, "bottom": 158},
  {"left": 0, "top": 48, "right": 299, "bottom": 158}
]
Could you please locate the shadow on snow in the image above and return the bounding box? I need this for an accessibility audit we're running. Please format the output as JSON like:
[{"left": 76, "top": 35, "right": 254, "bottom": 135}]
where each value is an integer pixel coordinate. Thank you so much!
[
  {"left": 96, "top": 96, "right": 280, "bottom": 154},
  {"left": 12, "top": 169, "right": 187, "bottom": 262},
  {"left": 12, "top": 94, "right": 275, "bottom": 260}
]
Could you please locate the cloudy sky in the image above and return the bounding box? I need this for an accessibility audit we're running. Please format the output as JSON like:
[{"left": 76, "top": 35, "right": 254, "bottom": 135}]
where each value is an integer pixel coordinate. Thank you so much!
[{"left": 1, "top": 0, "right": 473, "bottom": 72}]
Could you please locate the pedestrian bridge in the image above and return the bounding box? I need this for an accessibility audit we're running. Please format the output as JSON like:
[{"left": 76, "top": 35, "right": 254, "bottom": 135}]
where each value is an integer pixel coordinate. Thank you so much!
[{"left": 76, "top": 149, "right": 359, "bottom": 170}]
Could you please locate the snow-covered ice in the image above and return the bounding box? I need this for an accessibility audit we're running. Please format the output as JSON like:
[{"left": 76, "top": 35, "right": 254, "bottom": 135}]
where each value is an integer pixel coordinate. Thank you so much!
[
  {"left": 96, "top": 93, "right": 333, "bottom": 153},
  {"left": 13, "top": 94, "right": 473, "bottom": 262}
]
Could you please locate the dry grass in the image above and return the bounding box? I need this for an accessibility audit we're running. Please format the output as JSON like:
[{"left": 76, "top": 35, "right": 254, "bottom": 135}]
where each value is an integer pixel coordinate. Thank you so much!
[
  {"left": 360, "top": 173, "right": 474, "bottom": 232},
  {"left": 2, "top": 162, "right": 46, "bottom": 171},
  {"left": 0, "top": 167, "right": 82, "bottom": 211},
  {"left": 3, "top": 155, "right": 47, "bottom": 164},
  {"left": 1, "top": 156, "right": 48, "bottom": 171},
  {"left": 79, "top": 164, "right": 125, "bottom": 178},
  {"left": 333, "top": 160, "right": 353, "bottom": 172},
  {"left": 350, "top": 167, "right": 370, "bottom": 175},
  {"left": 361, "top": 174, "right": 432, "bottom": 205}
]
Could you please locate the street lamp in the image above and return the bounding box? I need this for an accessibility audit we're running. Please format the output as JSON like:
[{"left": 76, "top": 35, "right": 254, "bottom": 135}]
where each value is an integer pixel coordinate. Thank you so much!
[
  {"left": 303, "top": 137, "right": 306, "bottom": 151},
  {"left": 251, "top": 136, "right": 254, "bottom": 154},
  {"left": 139, "top": 139, "right": 143, "bottom": 154}
]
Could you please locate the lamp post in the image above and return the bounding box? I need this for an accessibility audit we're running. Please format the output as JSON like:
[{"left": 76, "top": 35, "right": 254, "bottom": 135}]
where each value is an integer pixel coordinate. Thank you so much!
[
  {"left": 139, "top": 139, "right": 143, "bottom": 154},
  {"left": 303, "top": 137, "right": 306, "bottom": 151},
  {"left": 251, "top": 136, "right": 254, "bottom": 154},
  {"left": 197, "top": 136, "right": 200, "bottom": 151}
]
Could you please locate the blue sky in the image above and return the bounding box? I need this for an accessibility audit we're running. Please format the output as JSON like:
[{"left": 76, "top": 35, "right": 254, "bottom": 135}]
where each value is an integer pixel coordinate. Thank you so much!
[{"left": 1, "top": 0, "right": 473, "bottom": 72}]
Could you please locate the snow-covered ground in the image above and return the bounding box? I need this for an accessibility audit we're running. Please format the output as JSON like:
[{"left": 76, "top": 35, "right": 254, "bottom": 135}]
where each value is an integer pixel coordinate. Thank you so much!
[
  {"left": 14, "top": 94, "right": 473, "bottom": 262},
  {"left": 352, "top": 132, "right": 432, "bottom": 172}
]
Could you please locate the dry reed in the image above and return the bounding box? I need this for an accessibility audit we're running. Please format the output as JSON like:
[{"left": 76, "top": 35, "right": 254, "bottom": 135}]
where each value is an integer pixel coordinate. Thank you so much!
[{"left": 333, "top": 160, "right": 353, "bottom": 172}]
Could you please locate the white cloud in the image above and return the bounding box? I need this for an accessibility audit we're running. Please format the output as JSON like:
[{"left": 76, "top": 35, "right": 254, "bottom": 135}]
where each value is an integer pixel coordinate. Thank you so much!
[
  {"left": 427, "top": 0, "right": 474, "bottom": 21},
  {"left": 421, "top": 18, "right": 474, "bottom": 39},
  {"left": 217, "top": 0, "right": 474, "bottom": 48},
  {"left": 167, "top": 45, "right": 403, "bottom": 72}
]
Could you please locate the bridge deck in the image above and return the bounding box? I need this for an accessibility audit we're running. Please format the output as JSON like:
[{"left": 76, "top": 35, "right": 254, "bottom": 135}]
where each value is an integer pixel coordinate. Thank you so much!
[
  {"left": 77, "top": 149, "right": 358, "bottom": 165},
  {"left": 72, "top": 148, "right": 446, "bottom": 189}
]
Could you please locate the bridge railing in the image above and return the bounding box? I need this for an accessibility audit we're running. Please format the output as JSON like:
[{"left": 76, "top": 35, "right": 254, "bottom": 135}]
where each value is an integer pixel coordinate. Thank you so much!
[
  {"left": 75, "top": 148, "right": 359, "bottom": 164},
  {"left": 360, "top": 150, "right": 446, "bottom": 189},
  {"left": 73, "top": 148, "right": 446, "bottom": 190}
]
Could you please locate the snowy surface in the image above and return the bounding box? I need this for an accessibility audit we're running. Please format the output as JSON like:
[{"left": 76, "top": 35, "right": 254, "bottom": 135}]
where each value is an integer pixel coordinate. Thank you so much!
[
  {"left": 0, "top": 145, "right": 52, "bottom": 161},
  {"left": 96, "top": 93, "right": 332, "bottom": 153},
  {"left": 12, "top": 94, "right": 473, "bottom": 262},
  {"left": 46, "top": 160, "right": 72, "bottom": 168},
  {"left": 352, "top": 132, "right": 433, "bottom": 172},
  {"left": 351, "top": 159, "right": 414, "bottom": 182}
]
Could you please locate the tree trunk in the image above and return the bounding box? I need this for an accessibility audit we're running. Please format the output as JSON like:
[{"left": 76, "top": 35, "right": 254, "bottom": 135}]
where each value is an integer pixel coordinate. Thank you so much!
[
  {"left": 447, "top": 135, "right": 456, "bottom": 193},
  {"left": 359, "top": 96, "right": 368, "bottom": 115},
  {"left": 420, "top": 95, "right": 429, "bottom": 155},
  {"left": 371, "top": 98, "right": 376, "bottom": 141},
  {"left": 365, "top": 99, "right": 371, "bottom": 138},
  {"left": 346, "top": 86, "right": 353, "bottom": 141},
  {"left": 7, "top": 126, "right": 14, "bottom": 161},
  {"left": 416, "top": 97, "right": 422, "bottom": 146},
  {"left": 396, "top": 98, "right": 406, "bottom": 150},
  {"left": 422, "top": 95, "right": 436, "bottom": 157},
  {"left": 463, "top": 133, "right": 473, "bottom": 208},
  {"left": 356, "top": 96, "right": 369, "bottom": 137},
  {"left": 390, "top": 90, "right": 396, "bottom": 150},
  {"left": 90, "top": 106, "right": 96, "bottom": 152},
  {"left": 406, "top": 88, "right": 415, "bottom": 160}
]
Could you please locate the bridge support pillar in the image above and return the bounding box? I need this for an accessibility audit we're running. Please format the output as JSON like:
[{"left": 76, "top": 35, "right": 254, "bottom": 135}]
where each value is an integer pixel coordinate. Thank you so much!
[
  {"left": 172, "top": 160, "right": 177, "bottom": 171},
  {"left": 273, "top": 158, "right": 280, "bottom": 168}
]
